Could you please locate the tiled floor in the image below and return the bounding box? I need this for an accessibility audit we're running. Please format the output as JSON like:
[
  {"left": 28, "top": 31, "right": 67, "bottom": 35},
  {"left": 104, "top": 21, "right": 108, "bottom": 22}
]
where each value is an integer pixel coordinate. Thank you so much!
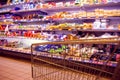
[
  {"left": 0, "top": 56, "right": 32, "bottom": 80},
  {"left": 0, "top": 56, "right": 110, "bottom": 80}
]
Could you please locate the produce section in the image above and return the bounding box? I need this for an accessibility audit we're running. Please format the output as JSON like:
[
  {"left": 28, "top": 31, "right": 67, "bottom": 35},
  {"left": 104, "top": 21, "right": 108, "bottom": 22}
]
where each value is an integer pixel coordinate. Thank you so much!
[{"left": 0, "top": 0, "right": 120, "bottom": 67}]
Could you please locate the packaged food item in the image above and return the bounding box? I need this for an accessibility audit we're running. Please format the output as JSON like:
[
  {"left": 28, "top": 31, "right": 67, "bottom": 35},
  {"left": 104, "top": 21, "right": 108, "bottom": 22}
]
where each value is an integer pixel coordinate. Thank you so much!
[
  {"left": 100, "top": 19, "right": 107, "bottom": 29},
  {"left": 93, "top": 19, "right": 101, "bottom": 29}
]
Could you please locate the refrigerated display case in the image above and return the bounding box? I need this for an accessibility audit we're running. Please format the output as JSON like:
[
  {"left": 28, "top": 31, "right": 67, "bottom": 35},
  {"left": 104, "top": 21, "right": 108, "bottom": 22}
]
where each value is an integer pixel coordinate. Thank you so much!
[
  {"left": 31, "top": 37, "right": 120, "bottom": 80},
  {"left": 0, "top": 0, "right": 120, "bottom": 74}
]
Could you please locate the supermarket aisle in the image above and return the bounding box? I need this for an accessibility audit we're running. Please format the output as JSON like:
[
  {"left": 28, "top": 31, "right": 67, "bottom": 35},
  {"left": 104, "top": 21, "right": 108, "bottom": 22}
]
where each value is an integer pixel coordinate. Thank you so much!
[{"left": 0, "top": 56, "right": 32, "bottom": 80}]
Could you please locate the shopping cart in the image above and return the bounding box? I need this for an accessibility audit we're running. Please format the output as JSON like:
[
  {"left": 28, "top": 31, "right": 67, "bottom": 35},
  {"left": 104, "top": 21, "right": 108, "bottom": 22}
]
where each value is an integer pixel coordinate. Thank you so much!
[{"left": 31, "top": 38, "right": 120, "bottom": 80}]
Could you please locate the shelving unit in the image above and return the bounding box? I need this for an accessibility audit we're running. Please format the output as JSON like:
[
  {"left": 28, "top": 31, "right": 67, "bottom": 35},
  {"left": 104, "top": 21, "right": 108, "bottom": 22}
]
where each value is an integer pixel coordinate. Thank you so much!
[{"left": 0, "top": 0, "right": 120, "bottom": 69}]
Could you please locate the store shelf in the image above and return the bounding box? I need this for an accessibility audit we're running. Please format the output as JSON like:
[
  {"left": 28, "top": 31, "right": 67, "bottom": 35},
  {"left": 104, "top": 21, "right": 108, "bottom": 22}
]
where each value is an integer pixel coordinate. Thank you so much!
[
  {"left": 14, "top": 16, "right": 120, "bottom": 23},
  {"left": 10, "top": 2, "right": 120, "bottom": 14},
  {"left": 0, "top": 46, "right": 117, "bottom": 67},
  {"left": 12, "top": 9, "right": 48, "bottom": 15},
  {"left": 43, "top": 0, "right": 74, "bottom": 2},
  {"left": 0, "top": 2, "right": 35, "bottom": 9},
  {"left": 83, "top": 2, "right": 120, "bottom": 10},
  {"left": 13, "top": 19, "right": 51, "bottom": 23},
  {"left": 33, "top": 52, "right": 118, "bottom": 67},
  {"left": 9, "top": 29, "right": 40, "bottom": 31},
  {"left": 54, "top": 17, "right": 120, "bottom": 23},
  {"left": 13, "top": 18, "right": 84, "bottom": 24},
  {"left": 42, "top": 2, "right": 120, "bottom": 13},
  {"left": 0, "top": 10, "right": 11, "bottom": 15},
  {"left": 12, "top": 16, "right": 120, "bottom": 24},
  {"left": 0, "top": 4, "right": 14, "bottom": 9},
  {"left": 0, "top": 36, "right": 47, "bottom": 41},
  {"left": 43, "top": 29, "right": 120, "bottom": 33},
  {"left": 0, "top": 19, "right": 13, "bottom": 22},
  {"left": 9, "top": 29, "right": 120, "bottom": 33},
  {"left": 78, "top": 29, "right": 120, "bottom": 32},
  {"left": 0, "top": 46, "right": 31, "bottom": 54},
  {"left": 32, "top": 38, "right": 120, "bottom": 46}
]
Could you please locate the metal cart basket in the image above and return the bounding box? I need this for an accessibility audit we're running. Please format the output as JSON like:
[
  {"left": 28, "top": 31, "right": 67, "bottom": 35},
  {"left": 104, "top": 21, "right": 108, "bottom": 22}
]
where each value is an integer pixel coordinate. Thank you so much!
[{"left": 31, "top": 38, "right": 120, "bottom": 80}]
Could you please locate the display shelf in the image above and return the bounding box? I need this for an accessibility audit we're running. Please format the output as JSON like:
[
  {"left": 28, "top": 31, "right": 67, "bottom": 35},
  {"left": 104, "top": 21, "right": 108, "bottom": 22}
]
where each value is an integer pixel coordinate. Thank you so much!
[
  {"left": 0, "top": 46, "right": 31, "bottom": 54},
  {"left": 0, "top": 2, "right": 36, "bottom": 9},
  {"left": 45, "top": 29, "right": 120, "bottom": 33},
  {"left": 43, "top": 0, "right": 74, "bottom": 2},
  {"left": 31, "top": 38, "right": 120, "bottom": 68},
  {"left": 53, "top": 17, "right": 120, "bottom": 24},
  {"left": 0, "top": 18, "right": 13, "bottom": 20},
  {"left": 10, "top": 2, "right": 120, "bottom": 14},
  {"left": 78, "top": 29, "right": 120, "bottom": 32},
  {"left": 40, "top": 2, "right": 120, "bottom": 13},
  {"left": 9, "top": 29, "right": 41, "bottom": 31},
  {"left": 0, "top": 10, "right": 11, "bottom": 15},
  {"left": 11, "top": 9, "right": 48, "bottom": 15},
  {"left": 44, "top": 0, "right": 120, "bottom": 3},
  {"left": 8, "top": 29, "right": 120, "bottom": 33},
  {"left": 55, "top": 16, "right": 120, "bottom": 20},
  {"left": 83, "top": 2, "right": 120, "bottom": 10},
  {"left": 0, "top": 4, "right": 13, "bottom": 9},
  {"left": 0, "top": 19, "right": 13, "bottom": 22},
  {"left": 0, "top": 0, "right": 120, "bottom": 9},
  {"left": 13, "top": 19, "right": 51, "bottom": 23},
  {"left": 0, "top": 48, "right": 31, "bottom": 59},
  {"left": 33, "top": 51, "right": 117, "bottom": 67},
  {"left": 0, "top": 36, "right": 48, "bottom": 41},
  {"left": 12, "top": 16, "right": 120, "bottom": 24},
  {"left": 48, "top": 29, "right": 120, "bottom": 33},
  {"left": 32, "top": 38, "right": 120, "bottom": 47},
  {"left": 0, "top": 35, "right": 119, "bottom": 46},
  {"left": 12, "top": 18, "right": 92, "bottom": 24},
  {"left": 0, "top": 45, "right": 117, "bottom": 67}
]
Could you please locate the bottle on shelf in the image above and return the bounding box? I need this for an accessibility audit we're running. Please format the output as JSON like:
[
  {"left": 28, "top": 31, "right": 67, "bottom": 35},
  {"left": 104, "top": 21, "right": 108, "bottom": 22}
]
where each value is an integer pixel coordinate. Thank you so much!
[
  {"left": 93, "top": 19, "right": 101, "bottom": 29},
  {"left": 100, "top": 19, "right": 107, "bottom": 29}
]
